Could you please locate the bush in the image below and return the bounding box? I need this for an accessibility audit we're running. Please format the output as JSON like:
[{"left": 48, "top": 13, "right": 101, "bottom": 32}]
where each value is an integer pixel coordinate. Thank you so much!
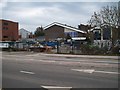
[
  {"left": 81, "top": 44, "right": 108, "bottom": 55},
  {"left": 111, "top": 46, "right": 119, "bottom": 55}
]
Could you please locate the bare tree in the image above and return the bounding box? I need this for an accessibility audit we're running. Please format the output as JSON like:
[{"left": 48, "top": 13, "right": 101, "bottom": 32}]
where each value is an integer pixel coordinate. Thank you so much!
[
  {"left": 88, "top": 4, "right": 120, "bottom": 50},
  {"left": 88, "top": 5, "right": 119, "bottom": 28}
]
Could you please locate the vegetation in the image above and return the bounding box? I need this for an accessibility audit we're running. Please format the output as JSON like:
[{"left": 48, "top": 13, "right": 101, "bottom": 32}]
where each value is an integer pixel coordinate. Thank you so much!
[
  {"left": 88, "top": 5, "right": 119, "bottom": 28},
  {"left": 34, "top": 26, "right": 45, "bottom": 37},
  {"left": 86, "top": 4, "right": 120, "bottom": 55},
  {"left": 80, "top": 44, "right": 109, "bottom": 55}
]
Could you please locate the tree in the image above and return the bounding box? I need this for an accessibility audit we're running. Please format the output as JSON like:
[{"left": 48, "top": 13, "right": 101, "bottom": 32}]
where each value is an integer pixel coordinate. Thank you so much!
[
  {"left": 34, "top": 26, "right": 45, "bottom": 37},
  {"left": 88, "top": 4, "right": 120, "bottom": 48},
  {"left": 88, "top": 5, "right": 119, "bottom": 28}
]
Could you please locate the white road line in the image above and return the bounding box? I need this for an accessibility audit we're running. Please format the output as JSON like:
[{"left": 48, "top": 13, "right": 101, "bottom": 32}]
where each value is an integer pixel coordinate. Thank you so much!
[
  {"left": 41, "top": 85, "right": 72, "bottom": 89},
  {"left": 71, "top": 69, "right": 95, "bottom": 73},
  {"left": 20, "top": 70, "right": 35, "bottom": 75},
  {"left": 94, "top": 70, "right": 119, "bottom": 74},
  {"left": 71, "top": 69, "right": 120, "bottom": 74}
]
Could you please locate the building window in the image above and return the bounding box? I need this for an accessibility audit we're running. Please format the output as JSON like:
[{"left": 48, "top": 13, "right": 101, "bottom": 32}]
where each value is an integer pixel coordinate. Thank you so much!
[
  {"left": 94, "top": 31, "right": 101, "bottom": 40},
  {"left": 4, "top": 22, "right": 8, "bottom": 25},
  {"left": 74, "top": 32, "right": 78, "bottom": 37},
  {"left": 103, "top": 27, "right": 111, "bottom": 40},
  {"left": 3, "top": 36, "right": 8, "bottom": 38},
  {"left": 3, "top": 27, "right": 8, "bottom": 30},
  {"left": 65, "top": 32, "right": 78, "bottom": 38}
]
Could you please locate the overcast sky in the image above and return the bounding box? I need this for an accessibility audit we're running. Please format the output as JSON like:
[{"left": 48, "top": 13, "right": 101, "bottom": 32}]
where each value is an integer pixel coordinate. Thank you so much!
[{"left": 0, "top": 0, "right": 119, "bottom": 32}]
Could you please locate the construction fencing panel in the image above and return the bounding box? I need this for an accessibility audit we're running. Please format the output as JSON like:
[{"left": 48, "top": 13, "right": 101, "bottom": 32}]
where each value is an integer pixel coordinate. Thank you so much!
[{"left": 58, "top": 42, "right": 82, "bottom": 54}]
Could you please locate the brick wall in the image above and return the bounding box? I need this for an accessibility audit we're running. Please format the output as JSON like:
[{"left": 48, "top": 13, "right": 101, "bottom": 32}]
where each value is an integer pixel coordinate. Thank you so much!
[
  {"left": 0, "top": 20, "right": 19, "bottom": 41},
  {"left": 44, "top": 25, "right": 64, "bottom": 41}
]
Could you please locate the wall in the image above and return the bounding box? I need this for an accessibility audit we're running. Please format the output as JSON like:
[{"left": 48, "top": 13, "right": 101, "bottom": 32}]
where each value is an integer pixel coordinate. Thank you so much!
[
  {"left": 0, "top": 20, "right": 19, "bottom": 41},
  {"left": 19, "top": 28, "right": 30, "bottom": 39},
  {"left": 94, "top": 40, "right": 112, "bottom": 48},
  {"left": 44, "top": 25, "right": 64, "bottom": 41}
]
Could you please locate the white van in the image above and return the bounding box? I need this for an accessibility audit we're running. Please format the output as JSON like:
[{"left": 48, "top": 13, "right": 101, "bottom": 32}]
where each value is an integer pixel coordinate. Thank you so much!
[{"left": 0, "top": 42, "right": 9, "bottom": 48}]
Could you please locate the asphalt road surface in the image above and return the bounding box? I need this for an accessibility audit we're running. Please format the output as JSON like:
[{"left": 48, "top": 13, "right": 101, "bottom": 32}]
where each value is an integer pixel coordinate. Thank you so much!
[{"left": 1, "top": 51, "right": 119, "bottom": 89}]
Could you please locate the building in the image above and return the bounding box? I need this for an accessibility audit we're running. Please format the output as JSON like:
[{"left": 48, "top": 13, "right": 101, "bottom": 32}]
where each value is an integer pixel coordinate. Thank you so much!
[
  {"left": 78, "top": 24, "right": 93, "bottom": 32},
  {"left": 44, "top": 22, "right": 86, "bottom": 41},
  {"left": 89, "top": 25, "right": 119, "bottom": 48},
  {"left": 0, "top": 19, "right": 19, "bottom": 41},
  {"left": 19, "top": 28, "right": 31, "bottom": 40},
  {"left": 35, "top": 36, "right": 45, "bottom": 42}
]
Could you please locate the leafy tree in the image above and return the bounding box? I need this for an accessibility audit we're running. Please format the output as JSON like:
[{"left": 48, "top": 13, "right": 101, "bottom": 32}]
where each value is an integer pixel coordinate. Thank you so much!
[{"left": 34, "top": 26, "right": 45, "bottom": 37}]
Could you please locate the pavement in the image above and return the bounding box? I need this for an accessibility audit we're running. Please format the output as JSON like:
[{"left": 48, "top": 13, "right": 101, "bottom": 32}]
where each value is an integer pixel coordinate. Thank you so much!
[
  {"left": 3, "top": 51, "right": 119, "bottom": 59},
  {"left": 40, "top": 53, "right": 119, "bottom": 59}
]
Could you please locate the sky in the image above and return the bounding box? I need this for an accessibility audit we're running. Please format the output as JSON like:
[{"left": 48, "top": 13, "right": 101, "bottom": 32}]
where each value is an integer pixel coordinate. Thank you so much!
[{"left": 0, "top": 0, "right": 119, "bottom": 33}]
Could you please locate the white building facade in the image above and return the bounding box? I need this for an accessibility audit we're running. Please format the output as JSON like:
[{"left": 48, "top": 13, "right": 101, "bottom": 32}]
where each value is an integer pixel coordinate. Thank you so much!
[
  {"left": 19, "top": 28, "right": 31, "bottom": 40},
  {"left": 91, "top": 26, "right": 112, "bottom": 49}
]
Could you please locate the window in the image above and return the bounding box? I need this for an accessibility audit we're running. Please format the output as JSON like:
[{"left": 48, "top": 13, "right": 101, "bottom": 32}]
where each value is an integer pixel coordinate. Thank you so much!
[
  {"left": 3, "top": 36, "right": 8, "bottom": 38},
  {"left": 74, "top": 32, "right": 78, "bottom": 37},
  {"left": 65, "top": 32, "right": 78, "bottom": 38},
  {"left": 4, "top": 22, "right": 8, "bottom": 25},
  {"left": 3, "top": 27, "right": 8, "bottom": 30},
  {"left": 94, "top": 31, "right": 101, "bottom": 40},
  {"left": 103, "top": 27, "right": 111, "bottom": 40}
]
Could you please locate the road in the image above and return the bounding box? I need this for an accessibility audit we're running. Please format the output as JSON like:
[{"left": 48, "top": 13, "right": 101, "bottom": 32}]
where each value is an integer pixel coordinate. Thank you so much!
[{"left": 1, "top": 51, "right": 119, "bottom": 89}]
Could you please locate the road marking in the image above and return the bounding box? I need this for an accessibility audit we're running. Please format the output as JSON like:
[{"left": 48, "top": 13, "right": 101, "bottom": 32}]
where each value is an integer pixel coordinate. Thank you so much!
[
  {"left": 41, "top": 85, "right": 72, "bottom": 89},
  {"left": 71, "top": 69, "right": 95, "bottom": 73},
  {"left": 20, "top": 70, "right": 35, "bottom": 75},
  {"left": 71, "top": 69, "right": 120, "bottom": 74},
  {"left": 94, "top": 70, "right": 120, "bottom": 74},
  {"left": 40, "top": 60, "right": 56, "bottom": 63}
]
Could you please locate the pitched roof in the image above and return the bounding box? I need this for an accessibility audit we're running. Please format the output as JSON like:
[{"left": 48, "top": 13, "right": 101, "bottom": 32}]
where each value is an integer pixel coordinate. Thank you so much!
[
  {"left": 19, "top": 28, "right": 31, "bottom": 33},
  {"left": 44, "top": 22, "right": 86, "bottom": 33}
]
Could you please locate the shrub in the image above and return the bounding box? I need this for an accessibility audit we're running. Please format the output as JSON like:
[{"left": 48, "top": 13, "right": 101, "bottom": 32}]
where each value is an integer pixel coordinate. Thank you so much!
[{"left": 81, "top": 44, "right": 108, "bottom": 55}]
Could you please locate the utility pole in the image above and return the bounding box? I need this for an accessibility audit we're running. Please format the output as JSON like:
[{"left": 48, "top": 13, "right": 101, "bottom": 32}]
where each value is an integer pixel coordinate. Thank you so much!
[{"left": 118, "top": 1, "right": 120, "bottom": 29}]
